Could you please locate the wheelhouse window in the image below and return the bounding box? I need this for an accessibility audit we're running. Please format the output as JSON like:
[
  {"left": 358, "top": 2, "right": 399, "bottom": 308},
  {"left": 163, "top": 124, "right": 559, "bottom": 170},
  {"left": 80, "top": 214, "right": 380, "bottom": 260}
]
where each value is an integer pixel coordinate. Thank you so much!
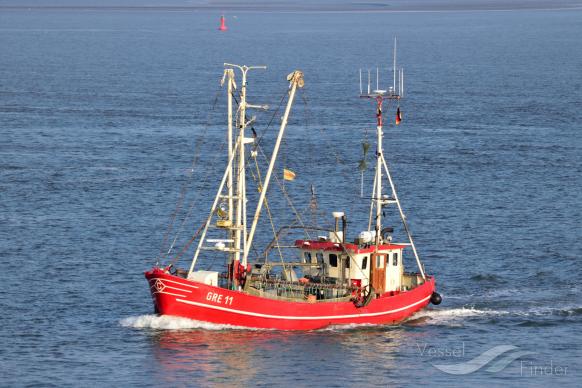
[
  {"left": 329, "top": 254, "right": 338, "bottom": 267},
  {"left": 362, "top": 256, "right": 368, "bottom": 270},
  {"left": 376, "top": 255, "right": 385, "bottom": 268},
  {"left": 304, "top": 251, "right": 312, "bottom": 262},
  {"left": 393, "top": 252, "right": 399, "bottom": 266},
  {"left": 316, "top": 252, "right": 324, "bottom": 264},
  {"left": 345, "top": 257, "right": 350, "bottom": 269}
]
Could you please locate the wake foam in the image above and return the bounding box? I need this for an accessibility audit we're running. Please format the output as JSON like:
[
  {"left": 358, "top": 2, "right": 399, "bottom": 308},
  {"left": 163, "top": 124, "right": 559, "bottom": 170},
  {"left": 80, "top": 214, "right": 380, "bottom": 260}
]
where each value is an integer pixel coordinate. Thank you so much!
[
  {"left": 407, "top": 307, "right": 509, "bottom": 325},
  {"left": 323, "top": 308, "right": 508, "bottom": 330},
  {"left": 525, "top": 306, "right": 582, "bottom": 317},
  {"left": 120, "top": 314, "right": 256, "bottom": 331},
  {"left": 120, "top": 305, "right": 581, "bottom": 332},
  {"left": 555, "top": 307, "right": 582, "bottom": 316},
  {"left": 407, "top": 304, "right": 582, "bottom": 326},
  {"left": 322, "top": 323, "right": 380, "bottom": 331}
]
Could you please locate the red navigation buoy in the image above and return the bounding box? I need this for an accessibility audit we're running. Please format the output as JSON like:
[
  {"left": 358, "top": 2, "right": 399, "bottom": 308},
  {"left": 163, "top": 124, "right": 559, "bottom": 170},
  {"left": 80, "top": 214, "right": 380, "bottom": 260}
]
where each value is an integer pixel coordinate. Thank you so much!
[{"left": 218, "top": 15, "right": 227, "bottom": 31}]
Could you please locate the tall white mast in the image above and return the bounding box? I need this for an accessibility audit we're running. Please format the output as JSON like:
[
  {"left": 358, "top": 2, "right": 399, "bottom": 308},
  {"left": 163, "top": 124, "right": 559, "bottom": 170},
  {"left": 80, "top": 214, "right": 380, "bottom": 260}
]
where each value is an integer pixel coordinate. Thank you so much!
[
  {"left": 375, "top": 99, "right": 383, "bottom": 247},
  {"left": 189, "top": 64, "right": 265, "bottom": 278},
  {"left": 227, "top": 71, "right": 234, "bottom": 229},
  {"left": 358, "top": 39, "right": 426, "bottom": 279},
  {"left": 224, "top": 64, "right": 266, "bottom": 271},
  {"left": 237, "top": 68, "right": 247, "bottom": 266},
  {"left": 222, "top": 68, "right": 236, "bottom": 263}
]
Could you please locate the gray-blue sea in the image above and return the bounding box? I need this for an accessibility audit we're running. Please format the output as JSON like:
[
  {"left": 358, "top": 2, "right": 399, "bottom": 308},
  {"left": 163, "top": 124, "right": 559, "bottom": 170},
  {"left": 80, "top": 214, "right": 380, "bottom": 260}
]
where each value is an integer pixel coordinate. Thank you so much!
[{"left": 1, "top": 7, "right": 581, "bottom": 387}]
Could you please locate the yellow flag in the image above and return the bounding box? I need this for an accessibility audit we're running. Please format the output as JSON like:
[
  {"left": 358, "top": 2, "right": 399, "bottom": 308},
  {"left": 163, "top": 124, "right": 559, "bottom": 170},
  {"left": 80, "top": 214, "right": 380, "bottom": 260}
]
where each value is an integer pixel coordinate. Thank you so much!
[{"left": 283, "top": 168, "right": 296, "bottom": 181}]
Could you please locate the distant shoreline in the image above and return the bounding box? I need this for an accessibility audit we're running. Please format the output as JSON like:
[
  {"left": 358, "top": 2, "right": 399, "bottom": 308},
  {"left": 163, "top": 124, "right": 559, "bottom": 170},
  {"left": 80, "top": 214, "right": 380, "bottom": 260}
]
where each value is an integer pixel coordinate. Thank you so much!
[{"left": 2, "top": 4, "right": 582, "bottom": 13}]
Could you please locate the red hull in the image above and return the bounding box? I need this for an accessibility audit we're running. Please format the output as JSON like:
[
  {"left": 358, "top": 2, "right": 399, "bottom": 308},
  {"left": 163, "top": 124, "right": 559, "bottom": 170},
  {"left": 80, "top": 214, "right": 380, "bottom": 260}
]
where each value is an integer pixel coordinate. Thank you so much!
[{"left": 145, "top": 268, "right": 435, "bottom": 330}]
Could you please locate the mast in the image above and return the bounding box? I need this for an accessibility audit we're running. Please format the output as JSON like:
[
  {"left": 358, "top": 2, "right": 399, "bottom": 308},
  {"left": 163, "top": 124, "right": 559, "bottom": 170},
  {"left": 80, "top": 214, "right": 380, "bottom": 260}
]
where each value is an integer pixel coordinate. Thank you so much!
[
  {"left": 225, "top": 64, "right": 266, "bottom": 275},
  {"left": 189, "top": 64, "right": 266, "bottom": 278},
  {"left": 243, "top": 70, "right": 305, "bottom": 266},
  {"left": 374, "top": 97, "right": 383, "bottom": 247},
  {"left": 358, "top": 38, "right": 426, "bottom": 279},
  {"left": 237, "top": 68, "right": 247, "bottom": 267},
  {"left": 222, "top": 68, "right": 236, "bottom": 264},
  {"left": 358, "top": 38, "right": 401, "bottom": 246}
]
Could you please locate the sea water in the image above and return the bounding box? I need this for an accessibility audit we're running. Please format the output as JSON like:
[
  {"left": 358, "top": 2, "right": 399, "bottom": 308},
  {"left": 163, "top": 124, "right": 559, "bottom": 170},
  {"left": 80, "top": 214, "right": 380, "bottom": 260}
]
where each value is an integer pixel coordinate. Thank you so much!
[{"left": 0, "top": 7, "right": 581, "bottom": 387}]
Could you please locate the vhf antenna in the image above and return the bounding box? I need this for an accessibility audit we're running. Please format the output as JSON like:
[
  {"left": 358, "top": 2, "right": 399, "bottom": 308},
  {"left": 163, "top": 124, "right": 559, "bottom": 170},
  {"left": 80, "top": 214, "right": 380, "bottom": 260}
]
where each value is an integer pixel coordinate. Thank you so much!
[{"left": 359, "top": 37, "right": 404, "bottom": 99}]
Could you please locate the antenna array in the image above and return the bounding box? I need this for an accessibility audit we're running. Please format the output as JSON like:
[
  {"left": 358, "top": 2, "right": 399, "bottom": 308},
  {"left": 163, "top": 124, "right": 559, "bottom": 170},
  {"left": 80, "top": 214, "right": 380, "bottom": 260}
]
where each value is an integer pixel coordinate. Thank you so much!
[{"left": 359, "top": 38, "right": 404, "bottom": 99}]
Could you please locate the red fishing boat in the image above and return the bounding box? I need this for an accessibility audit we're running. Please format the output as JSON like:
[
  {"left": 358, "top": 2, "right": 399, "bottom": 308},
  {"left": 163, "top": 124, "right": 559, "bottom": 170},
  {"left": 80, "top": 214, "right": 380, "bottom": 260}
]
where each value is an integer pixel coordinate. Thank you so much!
[{"left": 145, "top": 48, "right": 441, "bottom": 330}]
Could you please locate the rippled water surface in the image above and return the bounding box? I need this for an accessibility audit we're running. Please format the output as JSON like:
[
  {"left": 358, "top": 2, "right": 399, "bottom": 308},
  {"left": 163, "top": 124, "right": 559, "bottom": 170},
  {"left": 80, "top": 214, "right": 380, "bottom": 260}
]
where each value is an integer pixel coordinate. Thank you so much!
[{"left": 1, "top": 8, "right": 581, "bottom": 387}]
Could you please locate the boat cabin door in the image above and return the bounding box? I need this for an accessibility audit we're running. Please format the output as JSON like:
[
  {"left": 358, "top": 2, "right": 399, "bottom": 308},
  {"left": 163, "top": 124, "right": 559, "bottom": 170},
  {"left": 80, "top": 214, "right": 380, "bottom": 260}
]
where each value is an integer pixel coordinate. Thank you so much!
[
  {"left": 386, "top": 251, "right": 402, "bottom": 292},
  {"left": 371, "top": 253, "right": 387, "bottom": 294}
]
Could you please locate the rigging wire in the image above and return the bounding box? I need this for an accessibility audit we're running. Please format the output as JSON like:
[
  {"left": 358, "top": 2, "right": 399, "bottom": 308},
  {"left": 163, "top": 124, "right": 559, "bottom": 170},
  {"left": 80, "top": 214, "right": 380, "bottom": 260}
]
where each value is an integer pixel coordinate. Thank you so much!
[
  {"left": 167, "top": 81, "right": 320, "bottom": 270},
  {"left": 299, "top": 90, "right": 361, "bottom": 224},
  {"left": 300, "top": 89, "right": 394, "bottom": 231},
  {"left": 251, "top": 155, "right": 285, "bottom": 265},
  {"left": 181, "top": 87, "right": 288, "bottom": 272},
  {"left": 166, "top": 133, "right": 228, "bottom": 262},
  {"left": 256, "top": 145, "right": 310, "bottom": 238},
  {"left": 229, "top": 86, "right": 315, "bottom": 265},
  {"left": 157, "top": 84, "right": 237, "bottom": 266},
  {"left": 171, "top": 224, "right": 204, "bottom": 263},
  {"left": 156, "top": 89, "right": 221, "bottom": 264},
  {"left": 297, "top": 90, "right": 323, "bottom": 227}
]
